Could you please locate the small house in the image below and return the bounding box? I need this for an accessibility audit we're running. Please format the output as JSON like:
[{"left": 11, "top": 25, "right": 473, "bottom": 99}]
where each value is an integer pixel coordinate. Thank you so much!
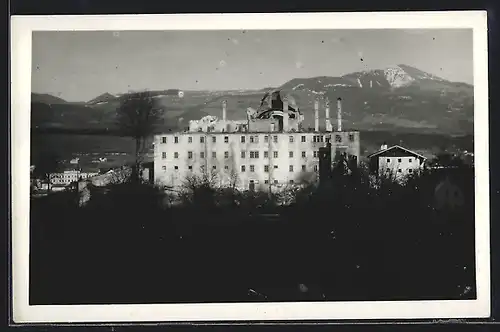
[{"left": 367, "top": 144, "right": 427, "bottom": 180}]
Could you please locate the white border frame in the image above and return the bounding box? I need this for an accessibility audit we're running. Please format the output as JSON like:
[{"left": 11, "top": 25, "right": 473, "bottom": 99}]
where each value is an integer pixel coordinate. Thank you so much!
[{"left": 11, "top": 11, "right": 490, "bottom": 323}]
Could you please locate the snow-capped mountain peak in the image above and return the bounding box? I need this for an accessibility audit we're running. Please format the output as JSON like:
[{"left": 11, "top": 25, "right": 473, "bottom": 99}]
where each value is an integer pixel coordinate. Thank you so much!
[{"left": 383, "top": 65, "right": 415, "bottom": 88}]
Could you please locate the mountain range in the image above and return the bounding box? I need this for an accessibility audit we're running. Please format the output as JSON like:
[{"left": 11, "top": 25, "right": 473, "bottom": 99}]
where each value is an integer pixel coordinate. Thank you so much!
[{"left": 31, "top": 64, "right": 474, "bottom": 135}]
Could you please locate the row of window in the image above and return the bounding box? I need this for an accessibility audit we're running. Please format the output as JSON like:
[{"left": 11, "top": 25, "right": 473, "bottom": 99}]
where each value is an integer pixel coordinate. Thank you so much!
[
  {"left": 386, "top": 158, "right": 414, "bottom": 163},
  {"left": 160, "top": 134, "right": 355, "bottom": 144},
  {"left": 161, "top": 164, "right": 319, "bottom": 172},
  {"left": 385, "top": 168, "right": 414, "bottom": 173},
  {"left": 161, "top": 150, "right": 322, "bottom": 159}
]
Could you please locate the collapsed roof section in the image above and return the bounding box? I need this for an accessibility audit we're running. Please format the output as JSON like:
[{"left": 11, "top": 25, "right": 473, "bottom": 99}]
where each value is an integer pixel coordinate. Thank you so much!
[{"left": 254, "top": 89, "right": 302, "bottom": 121}]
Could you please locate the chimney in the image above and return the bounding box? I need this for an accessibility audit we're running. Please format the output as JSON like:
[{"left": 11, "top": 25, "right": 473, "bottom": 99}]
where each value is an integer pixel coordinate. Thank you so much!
[
  {"left": 282, "top": 98, "right": 289, "bottom": 132},
  {"left": 337, "top": 97, "right": 342, "bottom": 132},
  {"left": 381, "top": 142, "right": 388, "bottom": 151},
  {"left": 325, "top": 98, "right": 332, "bottom": 132},
  {"left": 222, "top": 100, "right": 227, "bottom": 121},
  {"left": 314, "top": 100, "right": 319, "bottom": 132}
]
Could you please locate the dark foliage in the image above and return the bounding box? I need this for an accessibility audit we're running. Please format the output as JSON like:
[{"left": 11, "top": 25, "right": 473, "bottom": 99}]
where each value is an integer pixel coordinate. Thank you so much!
[
  {"left": 116, "top": 91, "right": 163, "bottom": 182},
  {"left": 30, "top": 162, "right": 476, "bottom": 304}
]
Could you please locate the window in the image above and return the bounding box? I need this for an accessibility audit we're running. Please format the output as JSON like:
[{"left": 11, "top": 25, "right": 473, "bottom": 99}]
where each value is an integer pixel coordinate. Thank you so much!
[
  {"left": 161, "top": 137, "right": 167, "bottom": 144},
  {"left": 188, "top": 151, "right": 193, "bottom": 159},
  {"left": 212, "top": 151, "right": 217, "bottom": 158},
  {"left": 241, "top": 165, "right": 246, "bottom": 172},
  {"left": 274, "top": 180, "right": 278, "bottom": 184},
  {"left": 313, "top": 135, "right": 324, "bottom": 143},
  {"left": 335, "top": 135, "right": 342, "bottom": 143},
  {"left": 200, "top": 136, "right": 205, "bottom": 143},
  {"left": 274, "top": 165, "right": 278, "bottom": 169},
  {"left": 174, "top": 152, "right": 179, "bottom": 159},
  {"left": 241, "top": 136, "right": 246, "bottom": 143},
  {"left": 301, "top": 135, "right": 306, "bottom": 142},
  {"left": 398, "top": 158, "right": 402, "bottom": 163},
  {"left": 212, "top": 165, "right": 217, "bottom": 170},
  {"left": 289, "top": 165, "right": 294, "bottom": 172},
  {"left": 289, "top": 151, "right": 294, "bottom": 158},
  {"left": 188, "top": 166, "right": 193, "bottom": 170},
  {"left": 409, "top": 158, "right": 413, "bottom": 163},
  {"left": 224, "top": 136, "right": 229, "bottom": 143},
  {"left": 398, "top": 169, "right": 402, "bottom": 173},
  {"left": 264, "top": 151, "right": 269, "bottom": 158},
  {"left": 224, "top": 151, "right": 229, "bottom": 159},
  {"left": 174, "top": 137, "right": 179, "bottom": 143},
  {"left": 162, "top": 165, "right": 166, "bottom": 171},
  {"left": 250, "top": 151, "right": 259, "bottom": 159},
  {"left": 224, "top": 165, "right": 229, "bottom": 171},
  {"left": 314, "top": 165, "right": 318, "bottom": 172},
  {"left": 289, "top": 136, "right": 294, "bottom": 143},
  {"left": 264, "top": 165, "right": 270, "bottom": 172},
  {"left": 289, "top": 180, "right": 294, "bottom": 184},
  {"left": 264, "top": 180, "right": 269, "bottom": 184},
  {"left": 302, "top": 165, "right": 306, "bottom": 172},
  {"left": 349, "top": 134, "right": 355, "bottom": 142},
  {"left": 241, "top": 151, "right": 246, "bottom": 158},
  {"left": 250, "top": 135, "right": 259, "bottom": 143},
  {"left": 314, "top": 151, "right": 319, "bottom": 158},
  {"left": 302, "top": 151, "right": 306, "bottom": 158},
  {"left": 408, "top": 168, "right": 413, "bottom": 173},
  {"left": 188, "top": 136, "right": 193, "bottom": 143},
  {"left": 212, "top": 136, "right": 216, "bottom": 143},
  {"left": 162, "top": 152, "right": 167, "bottom": 159},
  {"left": 273, "top": 151, "right": 278, "bottom": 158},
  {"left": 200, "top": 152, "right": 205, "bottom": 158},
  {"left": 174, "top": 166, "right": 179, "bottom": 170},
  {"left": 250, "top": 165, "right": 255, "bottom": 172},
  {"left": 273, "top": 135, "right": 278, "bottom": 143},
  {"left": 387, "top": 158, "right": 390, "bottom": 163},
  {"left": 264, "top": 135, "right": 269, "bottom": 143}
]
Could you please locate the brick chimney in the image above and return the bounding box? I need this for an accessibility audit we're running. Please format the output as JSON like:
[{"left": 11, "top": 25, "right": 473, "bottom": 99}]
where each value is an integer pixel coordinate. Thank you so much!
[
  {"left": 337, "top": 97, "right": 342, "bottom": 132},
  {"left": 282, "top": 98, "right": 289, "bottom": 132},
  {"left": 222, "top": 100, "right": 227, "bottom": 121},
  {"left": 314, "top": 100, "right": 319, "bottom": 132}
]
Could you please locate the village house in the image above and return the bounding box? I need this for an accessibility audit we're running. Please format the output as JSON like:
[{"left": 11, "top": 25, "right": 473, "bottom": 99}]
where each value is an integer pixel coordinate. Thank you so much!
[{"left": 367, "top": 144, "right": 427, "bottom": 181}]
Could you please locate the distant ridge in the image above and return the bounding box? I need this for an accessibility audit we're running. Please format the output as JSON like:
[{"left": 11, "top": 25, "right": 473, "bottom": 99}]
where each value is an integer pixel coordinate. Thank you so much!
[
  {"left": 30, "top": 64, "right": 474, "bottom": 135},
  {"left": 31, "top": 93, "right": 68, "bottom": 105},
  {"left": 87, "top": 92, "right": 118, "bottom": 105}
]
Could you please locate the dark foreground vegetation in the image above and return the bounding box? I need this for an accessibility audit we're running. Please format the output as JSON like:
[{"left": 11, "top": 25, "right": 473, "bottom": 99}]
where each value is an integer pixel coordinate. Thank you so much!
[{"left": 30, "top": 163, "right": 476, "bottom": 304}]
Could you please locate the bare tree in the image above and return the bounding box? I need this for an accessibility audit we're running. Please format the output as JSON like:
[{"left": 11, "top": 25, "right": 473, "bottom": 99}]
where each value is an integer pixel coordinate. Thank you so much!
[
  {"left": 116, "top": 91, "right": 163, "bottom": 183},
  {"left": 179, "top": 167, "right": 219, "bottom": 207}
]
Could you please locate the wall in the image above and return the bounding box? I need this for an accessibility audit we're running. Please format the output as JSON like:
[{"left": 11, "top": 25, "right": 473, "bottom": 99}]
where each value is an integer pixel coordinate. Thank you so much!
[
  {"left": 378, "top": 155, "right": 423, "bottom": 180},
  {"left": 154, "top": 131, "right": 360, "bottom": 191}
]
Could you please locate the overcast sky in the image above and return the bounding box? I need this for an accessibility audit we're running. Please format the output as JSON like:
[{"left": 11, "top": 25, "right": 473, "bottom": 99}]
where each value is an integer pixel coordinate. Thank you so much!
[{"left": 32, "top": 29, "right": 473, "bottom": 102}]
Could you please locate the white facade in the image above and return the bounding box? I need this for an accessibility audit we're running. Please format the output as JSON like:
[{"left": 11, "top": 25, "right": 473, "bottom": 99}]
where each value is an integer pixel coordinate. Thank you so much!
[
  {"left": 368, "top": 145, "right": 426, "bottom": 181},
  {"left": 154, "top": 131, "right": 360, "bottom": 192},
  {"left": 50, "top": 170, "right": 100, "bottom": 186},
  {"left": 378, "top": 155, "right": 423, "bottom": 178}
]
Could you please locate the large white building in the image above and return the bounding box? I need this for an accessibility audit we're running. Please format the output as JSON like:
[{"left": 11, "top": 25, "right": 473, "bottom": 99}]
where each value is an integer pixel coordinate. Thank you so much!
[
  {"left": 50, "top": 169, "right": 100, "bottom": 186},
  {"left": 154, "top": 90, "right": 360, "bottom": 192}
]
